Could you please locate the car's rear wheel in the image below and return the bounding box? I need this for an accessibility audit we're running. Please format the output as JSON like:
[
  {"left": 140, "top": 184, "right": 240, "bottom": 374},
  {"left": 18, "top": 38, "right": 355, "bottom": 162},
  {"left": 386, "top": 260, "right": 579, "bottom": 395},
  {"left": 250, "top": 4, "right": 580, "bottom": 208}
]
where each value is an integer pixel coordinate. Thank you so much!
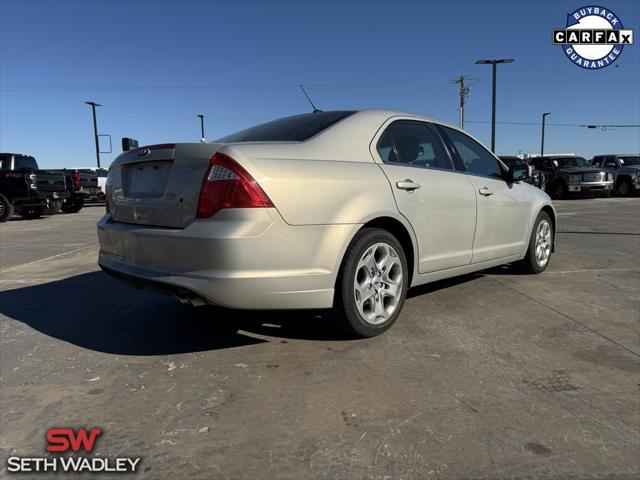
[
  {"left": 333, "top": 228, "right": 408, "bottom": 337},
  {"left": 19, "top": 206, "right": 44, "bottom": 220},
  {"left": 0, "top": 194, "right": 14, "bottom": 222},
  {"left": 61, "top": 198, "right": 84, "bottom": 213},
  {"left": 517, "top": 211, "right": 553, "bottom": 274}
]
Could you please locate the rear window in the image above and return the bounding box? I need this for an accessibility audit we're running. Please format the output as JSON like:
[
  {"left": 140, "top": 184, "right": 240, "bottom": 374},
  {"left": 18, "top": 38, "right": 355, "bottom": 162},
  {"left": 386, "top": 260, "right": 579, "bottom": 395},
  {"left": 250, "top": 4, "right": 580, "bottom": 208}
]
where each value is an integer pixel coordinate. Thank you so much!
[
  {"left": 214, "top": 111, "right": 357, "bottom": 143},
  {"left": 14, "top": 155, "right": 38, "bottom": 170}
]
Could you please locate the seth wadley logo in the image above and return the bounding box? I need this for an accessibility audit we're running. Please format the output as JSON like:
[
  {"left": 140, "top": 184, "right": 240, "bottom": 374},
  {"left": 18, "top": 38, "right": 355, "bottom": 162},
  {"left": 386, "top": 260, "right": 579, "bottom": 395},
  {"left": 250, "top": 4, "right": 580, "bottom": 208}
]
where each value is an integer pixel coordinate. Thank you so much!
[
  {"left": 6, "top": 428, "right": 141, "bottom": 474},
  {"left": 553, "top": 5, "right": 634, "bottom": 69}
]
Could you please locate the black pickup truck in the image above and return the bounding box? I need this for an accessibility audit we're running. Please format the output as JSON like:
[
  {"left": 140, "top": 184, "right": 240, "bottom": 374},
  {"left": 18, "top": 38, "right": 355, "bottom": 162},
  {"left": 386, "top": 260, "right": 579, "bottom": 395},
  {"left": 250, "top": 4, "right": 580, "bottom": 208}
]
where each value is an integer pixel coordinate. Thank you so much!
[
  {"left": 0, "top": 153, "right": 69, "bottom": 221},
  {"left": 47, "top": 168, "right": 100, "bottom": 213}
]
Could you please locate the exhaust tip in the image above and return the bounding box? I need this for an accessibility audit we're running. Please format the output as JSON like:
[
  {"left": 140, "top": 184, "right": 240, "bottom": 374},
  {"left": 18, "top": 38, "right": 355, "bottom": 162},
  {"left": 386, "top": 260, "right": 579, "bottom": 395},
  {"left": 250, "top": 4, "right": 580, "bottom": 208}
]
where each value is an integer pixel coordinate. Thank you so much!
[{"left": 174, "top": 293, "right": 206, "bottom": 307}]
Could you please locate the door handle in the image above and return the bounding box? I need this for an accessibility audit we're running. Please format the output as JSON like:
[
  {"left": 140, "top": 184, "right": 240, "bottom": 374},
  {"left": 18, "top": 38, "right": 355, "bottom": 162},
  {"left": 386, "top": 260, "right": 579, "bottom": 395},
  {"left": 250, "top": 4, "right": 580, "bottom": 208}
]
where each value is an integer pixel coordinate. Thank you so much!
[
  {"left": 396, "top": 179, "right": 421, "bottom": 191},
  {"left": 478, "top": 186, "right": 494, "bottom": 196}
]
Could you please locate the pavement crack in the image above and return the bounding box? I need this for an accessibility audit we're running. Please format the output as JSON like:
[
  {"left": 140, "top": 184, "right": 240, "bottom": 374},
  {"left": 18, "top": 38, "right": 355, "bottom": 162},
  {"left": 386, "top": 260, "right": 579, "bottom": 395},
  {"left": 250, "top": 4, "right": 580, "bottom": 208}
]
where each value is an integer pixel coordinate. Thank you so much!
[{"left": 487, "top": 276, "right": 640, "bottom": 359}]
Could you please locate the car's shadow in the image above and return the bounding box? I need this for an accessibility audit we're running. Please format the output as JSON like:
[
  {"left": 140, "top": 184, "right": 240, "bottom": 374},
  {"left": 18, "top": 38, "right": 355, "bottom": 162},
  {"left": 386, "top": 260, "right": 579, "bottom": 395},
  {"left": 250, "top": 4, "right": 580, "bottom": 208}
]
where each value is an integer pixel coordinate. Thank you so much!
[
  {"left": 0, "top": 268, "right": 511, "bottom": 356},
  {"left": 0, "top": 272, "right": 348, "bottom": 355}
]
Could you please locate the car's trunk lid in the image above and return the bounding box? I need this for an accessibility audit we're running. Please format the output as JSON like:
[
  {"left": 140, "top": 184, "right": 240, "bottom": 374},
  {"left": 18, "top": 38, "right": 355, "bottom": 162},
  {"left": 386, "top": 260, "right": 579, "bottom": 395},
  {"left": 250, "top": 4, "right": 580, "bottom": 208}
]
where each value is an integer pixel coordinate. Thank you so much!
[{"left": 107, "top": 143, "right": 220, "bottom": 228}]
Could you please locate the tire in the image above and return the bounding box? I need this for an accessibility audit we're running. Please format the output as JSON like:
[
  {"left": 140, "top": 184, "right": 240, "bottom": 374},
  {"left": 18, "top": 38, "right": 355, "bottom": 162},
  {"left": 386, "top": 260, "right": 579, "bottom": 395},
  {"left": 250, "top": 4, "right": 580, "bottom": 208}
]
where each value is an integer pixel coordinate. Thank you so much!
[
  {"left": 333, "top": 228, "right": 409, "bottom": 338},
  {"left": 517, "top": 211, "right": 553, "bottom": 274},
  {"left": 0, "top": 194, "right": 14, "bottom": 222},
  {"left": 549, "top": 181, "right": 567, "bottom": 200},
  {"left": 616, "top": 178, "right": 631, "bottom": 196},
  {"left": 19, "top": 206, "right": 44, "bottom": 220},
  {"left": 61, "top": 198, "right": 84, "bottom": 213}
]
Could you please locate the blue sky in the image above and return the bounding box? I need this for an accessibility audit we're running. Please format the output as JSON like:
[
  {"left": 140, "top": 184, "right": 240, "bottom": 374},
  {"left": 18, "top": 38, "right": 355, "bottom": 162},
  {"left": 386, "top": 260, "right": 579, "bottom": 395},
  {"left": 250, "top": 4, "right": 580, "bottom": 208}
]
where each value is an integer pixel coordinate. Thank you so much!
[{"left": 1, "top": 0, "right": 639, "bottom": 168}]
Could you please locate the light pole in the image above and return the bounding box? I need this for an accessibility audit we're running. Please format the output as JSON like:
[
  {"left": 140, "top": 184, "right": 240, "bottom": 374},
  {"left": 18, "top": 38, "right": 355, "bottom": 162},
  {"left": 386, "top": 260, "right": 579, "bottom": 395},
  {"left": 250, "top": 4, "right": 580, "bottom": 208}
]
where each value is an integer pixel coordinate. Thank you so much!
[
  {"left": 85, "top": 101, "right": 102, "bottom": 168},
  {"left": 541, "top": 112, "right": 551, "bottom": 158},
  {"left": 197, "top": 114, "right": 205, "bottom": 142},
  {"left": 475, "top": 58, "right": 514, "bottom": 152}
]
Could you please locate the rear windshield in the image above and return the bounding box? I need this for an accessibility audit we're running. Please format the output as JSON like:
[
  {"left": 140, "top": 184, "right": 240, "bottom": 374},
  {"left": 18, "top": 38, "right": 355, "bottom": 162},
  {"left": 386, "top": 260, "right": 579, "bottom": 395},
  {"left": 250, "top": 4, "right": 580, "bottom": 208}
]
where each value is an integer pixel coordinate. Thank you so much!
[
  {"left": 214, "top": 111, "right": 357, "bottom": 143},
  {"left": 14, "top": 155, "right": 38, "bottom": 170},
  {"left": 0, "top": 154, "right": 10, "bottom": 170}
]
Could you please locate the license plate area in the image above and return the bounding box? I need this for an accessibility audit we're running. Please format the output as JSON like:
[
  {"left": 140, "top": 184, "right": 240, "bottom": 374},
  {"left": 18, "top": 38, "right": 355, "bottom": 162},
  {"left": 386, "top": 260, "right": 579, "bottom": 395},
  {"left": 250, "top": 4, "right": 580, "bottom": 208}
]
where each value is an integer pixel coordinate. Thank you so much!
[{"left": 122, "top": 161, "right": 173, "bottom": 198}]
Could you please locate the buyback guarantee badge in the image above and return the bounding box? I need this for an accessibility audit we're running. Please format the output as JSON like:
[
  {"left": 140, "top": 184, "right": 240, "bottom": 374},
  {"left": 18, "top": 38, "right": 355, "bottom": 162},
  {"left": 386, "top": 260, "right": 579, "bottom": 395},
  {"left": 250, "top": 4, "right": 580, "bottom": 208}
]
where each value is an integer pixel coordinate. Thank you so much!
[{"left": 553, "top": 6, "right": 634, "bottom": 69}]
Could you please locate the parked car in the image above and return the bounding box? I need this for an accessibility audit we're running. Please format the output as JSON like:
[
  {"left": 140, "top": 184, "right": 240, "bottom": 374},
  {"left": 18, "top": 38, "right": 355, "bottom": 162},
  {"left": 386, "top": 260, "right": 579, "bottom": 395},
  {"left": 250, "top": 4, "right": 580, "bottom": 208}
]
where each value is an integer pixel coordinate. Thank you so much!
[
  {"left": 591, "top": 154, "right": 640, "bottom": 196},
  {"left": 98, "top": 110, "right": 555, "bottom": 337},
  {"left": 72, "top": 167, "right": 108, "bottom": 200},
  {"left": 0, "top": 153, "right": 69, "bottom": 221},
  {"left": 530, "top": 155, "right": 614, "bottom": 199},
  {"left": 499, "top": 156, "right": 545, "bottom": 190},
  {"left": 49, "top": 168, "right": 100, "bottom": 213}
]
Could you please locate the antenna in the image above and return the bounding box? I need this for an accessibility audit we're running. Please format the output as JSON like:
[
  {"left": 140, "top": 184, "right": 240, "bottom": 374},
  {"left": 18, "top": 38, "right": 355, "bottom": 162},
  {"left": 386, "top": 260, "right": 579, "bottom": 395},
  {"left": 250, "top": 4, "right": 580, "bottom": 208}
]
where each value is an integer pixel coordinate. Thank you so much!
[{"left": 298, "top": 84, "right": 321, "bottom": 113}]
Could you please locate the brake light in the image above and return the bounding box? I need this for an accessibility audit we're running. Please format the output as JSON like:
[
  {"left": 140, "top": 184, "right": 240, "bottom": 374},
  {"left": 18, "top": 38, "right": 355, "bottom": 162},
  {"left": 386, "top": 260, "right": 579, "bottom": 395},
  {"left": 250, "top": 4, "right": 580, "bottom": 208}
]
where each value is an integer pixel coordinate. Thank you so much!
[
  {"left": 71, "top": 170, "right": 81, "bottom": 186},
  {"left": 196, "top": 152, "right": 273, "bottom": 218}
]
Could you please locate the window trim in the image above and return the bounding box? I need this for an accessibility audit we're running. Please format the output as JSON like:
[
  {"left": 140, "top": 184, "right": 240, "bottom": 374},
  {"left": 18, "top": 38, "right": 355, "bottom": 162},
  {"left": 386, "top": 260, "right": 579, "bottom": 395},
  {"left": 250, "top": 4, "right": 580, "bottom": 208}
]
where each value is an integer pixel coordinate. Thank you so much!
[
  {"left": 375, "top": 119, "right": 456, "bottom": 172},
  {"left": 436, "top": 124, "right": 508, "bottom": 181}
]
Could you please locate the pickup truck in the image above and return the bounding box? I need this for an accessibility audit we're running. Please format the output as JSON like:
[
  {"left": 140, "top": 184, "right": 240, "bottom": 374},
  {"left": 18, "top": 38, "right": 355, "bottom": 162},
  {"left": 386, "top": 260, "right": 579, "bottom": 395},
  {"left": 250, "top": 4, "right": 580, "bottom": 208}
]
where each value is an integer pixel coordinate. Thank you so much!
[
  {"left": 530, "top": 155, "right": 614, "bottom": 199},
  {"left": 48, "top": 168, "right": 100, "bottom": 213},
  {"left": 0, "top": 153, "right": 69, "bottom": 221},
  {"left": 499, "top": 156, "right": 546, "bottom": 190},
  {"left": 591, "top": 154, "right": 640, "bottom": 196}
]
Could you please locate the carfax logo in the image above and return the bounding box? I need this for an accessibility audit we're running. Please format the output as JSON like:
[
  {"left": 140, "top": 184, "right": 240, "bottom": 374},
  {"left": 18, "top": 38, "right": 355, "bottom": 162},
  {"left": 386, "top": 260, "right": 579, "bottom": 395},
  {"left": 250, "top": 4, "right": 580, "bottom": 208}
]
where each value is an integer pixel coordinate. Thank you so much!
[{"left": 553, "top": 5, "right": 634, "bottom": 69}]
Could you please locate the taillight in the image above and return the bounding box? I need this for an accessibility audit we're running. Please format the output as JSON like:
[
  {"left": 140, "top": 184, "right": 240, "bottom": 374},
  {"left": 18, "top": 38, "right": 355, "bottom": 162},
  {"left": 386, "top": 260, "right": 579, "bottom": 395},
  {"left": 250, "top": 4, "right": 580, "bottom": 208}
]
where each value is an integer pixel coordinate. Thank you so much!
[
  {"left": 71, "top": 170, "right": 81, "bottom": 186},
  {"left": 196, "top": 152, "right": 273, "bottom": 218}
]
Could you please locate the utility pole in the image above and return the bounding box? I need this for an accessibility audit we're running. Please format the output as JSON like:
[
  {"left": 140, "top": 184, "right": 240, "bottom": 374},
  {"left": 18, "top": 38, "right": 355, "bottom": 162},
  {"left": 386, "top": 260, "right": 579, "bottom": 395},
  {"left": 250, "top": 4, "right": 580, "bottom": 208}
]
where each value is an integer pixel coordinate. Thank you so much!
[
  {"left": 197, "top": 114, "right": 205, "bottom": 142},
  {"left": 85, "top": 101, "right": 102, "bottom": 168},
  {"left": 541, "top": 112, "right": 551, "bottom": 158},
  {"left": 475, "top": 59, "right": 514, "bottom": 152},
  {"left": 451, "top": 75, "right": 472, "bottom": 129}
]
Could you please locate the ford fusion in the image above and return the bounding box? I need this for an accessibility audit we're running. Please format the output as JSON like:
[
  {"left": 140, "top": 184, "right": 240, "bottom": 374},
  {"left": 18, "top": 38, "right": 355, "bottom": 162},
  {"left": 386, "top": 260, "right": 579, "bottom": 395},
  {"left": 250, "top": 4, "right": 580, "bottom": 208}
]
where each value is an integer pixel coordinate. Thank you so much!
[{"left": 98, "top": 110, "right": 555, "bottom": 337}]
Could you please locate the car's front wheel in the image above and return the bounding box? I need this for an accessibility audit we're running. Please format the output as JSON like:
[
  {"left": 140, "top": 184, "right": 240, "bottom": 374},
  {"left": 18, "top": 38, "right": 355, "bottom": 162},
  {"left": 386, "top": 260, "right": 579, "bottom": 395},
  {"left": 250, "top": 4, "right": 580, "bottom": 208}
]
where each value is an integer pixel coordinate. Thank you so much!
[
  {"left": 616, "top": 178, "right": 632, "bottom": 196},
  {"left": 19, "top": 206, "right": 44, "bottom": 220},
  {"left": 517, "top": 211, "right": 553, "bottom": 274},
  {"left": 334, "top": 228, "right": 408, "bottom": 337}
]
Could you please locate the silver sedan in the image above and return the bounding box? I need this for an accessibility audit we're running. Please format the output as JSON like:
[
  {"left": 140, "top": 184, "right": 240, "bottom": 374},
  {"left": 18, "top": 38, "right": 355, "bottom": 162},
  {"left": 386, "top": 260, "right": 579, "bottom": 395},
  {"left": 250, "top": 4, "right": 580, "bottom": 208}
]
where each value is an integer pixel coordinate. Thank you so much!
[{"left": 98, "top": 110, "right": 555, "bottom": 337}]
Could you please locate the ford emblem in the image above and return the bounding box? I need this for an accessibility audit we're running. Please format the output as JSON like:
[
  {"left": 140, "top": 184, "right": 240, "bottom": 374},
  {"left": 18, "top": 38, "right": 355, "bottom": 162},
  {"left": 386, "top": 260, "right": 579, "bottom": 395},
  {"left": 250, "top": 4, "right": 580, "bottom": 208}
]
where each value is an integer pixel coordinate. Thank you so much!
[{"left": 137, "top": 148, "right": 151, "bottom": 157}]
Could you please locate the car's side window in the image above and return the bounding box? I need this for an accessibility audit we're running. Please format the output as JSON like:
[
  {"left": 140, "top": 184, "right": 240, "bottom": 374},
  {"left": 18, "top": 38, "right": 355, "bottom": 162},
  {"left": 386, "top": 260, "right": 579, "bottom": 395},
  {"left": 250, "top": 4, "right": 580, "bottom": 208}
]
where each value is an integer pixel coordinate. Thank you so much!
[
  {"left": 439, "top": 126, "right": 503, "bottom": 179},
  {"left": 604, "top": 156, "right": 618, "bottom": 168},
  {"left": 377, "top": 121, "right": 452, "bottom": 170}
]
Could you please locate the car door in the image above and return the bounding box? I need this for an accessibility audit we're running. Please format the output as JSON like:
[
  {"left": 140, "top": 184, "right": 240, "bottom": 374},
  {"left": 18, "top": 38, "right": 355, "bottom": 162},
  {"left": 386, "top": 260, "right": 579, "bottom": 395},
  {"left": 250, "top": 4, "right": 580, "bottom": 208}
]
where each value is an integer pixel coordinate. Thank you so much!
[
  {"left": 373, "top": 120, "right": 477, "bottom": 273},
  {"left": 437, "top": 125, "right": 531, "bottom": 264}
]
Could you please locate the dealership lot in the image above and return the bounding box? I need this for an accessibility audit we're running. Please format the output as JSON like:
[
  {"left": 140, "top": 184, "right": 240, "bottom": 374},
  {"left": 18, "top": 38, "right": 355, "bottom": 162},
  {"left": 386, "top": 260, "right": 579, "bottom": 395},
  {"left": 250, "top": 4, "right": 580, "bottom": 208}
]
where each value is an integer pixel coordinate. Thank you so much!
[{"left": 0, "top": 200, "right": 638, "bottom": 479}]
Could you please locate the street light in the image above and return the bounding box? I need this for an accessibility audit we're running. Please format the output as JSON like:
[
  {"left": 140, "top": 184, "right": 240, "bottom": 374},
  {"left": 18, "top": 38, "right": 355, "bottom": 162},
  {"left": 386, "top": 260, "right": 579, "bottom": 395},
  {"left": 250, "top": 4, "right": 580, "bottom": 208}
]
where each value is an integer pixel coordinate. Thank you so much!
[
  {"left": 197, "top": 114, "right": 205, "bottom": 142},
  {"left": 85, "top": 101, "right": 102, "bottom": 168},
  {"left": 475, "top": 58, "right": 514, "bottom": 152},
  {"left": 541, "top": 112, "right": 551, "bottom": 158}
]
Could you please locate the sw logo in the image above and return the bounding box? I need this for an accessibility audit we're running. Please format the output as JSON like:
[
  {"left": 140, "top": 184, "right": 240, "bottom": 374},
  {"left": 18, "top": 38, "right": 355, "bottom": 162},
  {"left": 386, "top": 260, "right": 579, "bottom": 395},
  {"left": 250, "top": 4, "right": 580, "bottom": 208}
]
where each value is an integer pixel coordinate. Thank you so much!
[
  {"left": 553, "top": 5, "right": 634, "bottom": 69},
  {"left": 6, "top": 427, "right": 141, "bottom": 474},
  {"left": 46, "top": 427, "right": 103, "bottom": 452}
]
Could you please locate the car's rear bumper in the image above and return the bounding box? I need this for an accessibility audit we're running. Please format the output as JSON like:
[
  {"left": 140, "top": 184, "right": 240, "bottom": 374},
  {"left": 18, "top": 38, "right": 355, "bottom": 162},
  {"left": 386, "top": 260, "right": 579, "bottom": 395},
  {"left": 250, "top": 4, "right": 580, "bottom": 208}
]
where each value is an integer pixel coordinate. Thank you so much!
[{"left": 97, "top": 208, "right": 359, "bottom": 309}]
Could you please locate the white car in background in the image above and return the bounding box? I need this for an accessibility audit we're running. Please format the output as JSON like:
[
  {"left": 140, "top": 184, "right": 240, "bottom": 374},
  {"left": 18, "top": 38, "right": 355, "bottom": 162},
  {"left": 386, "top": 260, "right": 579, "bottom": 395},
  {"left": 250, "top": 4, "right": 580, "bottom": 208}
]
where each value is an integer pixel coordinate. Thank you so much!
[
  {"left": 98, "top": 110, "right": 555, "bottom": 337},
  {"left": 73, "top": 167, "right": 108, "bottom": 199}
]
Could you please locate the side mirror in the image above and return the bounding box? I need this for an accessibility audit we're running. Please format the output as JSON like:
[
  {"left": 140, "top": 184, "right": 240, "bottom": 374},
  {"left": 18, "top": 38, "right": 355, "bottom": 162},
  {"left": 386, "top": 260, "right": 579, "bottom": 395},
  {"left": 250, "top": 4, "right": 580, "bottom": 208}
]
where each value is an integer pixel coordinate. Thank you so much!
[
  {"left": 122, "top": 138, "right": 139, "bottom": 152},
  {"left": 509, "top": 164, "right": 529, "bottom": 182}
]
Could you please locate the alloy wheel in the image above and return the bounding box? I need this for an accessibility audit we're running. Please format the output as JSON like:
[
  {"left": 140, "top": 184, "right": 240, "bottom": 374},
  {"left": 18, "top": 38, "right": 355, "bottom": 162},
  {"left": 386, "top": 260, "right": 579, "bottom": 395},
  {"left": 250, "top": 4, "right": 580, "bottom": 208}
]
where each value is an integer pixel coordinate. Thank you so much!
[
  {"left": 353, "top": 242, "right": 403, "bottom": 325},
  {"left": 535, "top": 219, "right": 552, "bottom": 268}
]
